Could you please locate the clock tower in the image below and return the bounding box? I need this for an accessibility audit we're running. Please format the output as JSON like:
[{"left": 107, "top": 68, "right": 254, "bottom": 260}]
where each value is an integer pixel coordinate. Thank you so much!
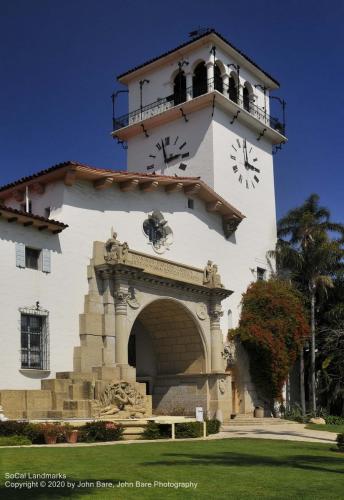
[
  {"left": 113, "top": 29, "right": 285, "bottom": 224},
  {"left": 112, "top": 29, "right": 286, "bottom": 289}
]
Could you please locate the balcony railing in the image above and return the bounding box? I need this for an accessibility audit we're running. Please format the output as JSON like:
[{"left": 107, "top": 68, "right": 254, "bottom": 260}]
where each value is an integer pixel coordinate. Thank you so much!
[{"left": 113, "top": 78, "right": 285, "bottom": 135}]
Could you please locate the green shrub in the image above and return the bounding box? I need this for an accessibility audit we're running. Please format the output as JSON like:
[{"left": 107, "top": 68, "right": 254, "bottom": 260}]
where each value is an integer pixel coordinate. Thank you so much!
[
  {"left": 0, "top": 421, "right": 44, "bottom": 443},
  {"left": 206, "top": 419, "right": 221, "bottom": 435},
  {"left": 0, "top": 435, "right": 31, "bottom": 446},
  {"left": 175, "top": 422, "right": 203, "bottom": 439},
  {"left": 284, "top": 406, "right": 307, "bottom": 423},
  {"left": 326, "top": 416, "right": 344, "bottom": 426},
  {"left": 336, "top": 433, "right": 344, "bottom": 451},
  {"left": 80, "top": 421, "right": 123, "bottom": 442},
  {"left": 141, "top": 422, "right": 164, "bottom": 440}
]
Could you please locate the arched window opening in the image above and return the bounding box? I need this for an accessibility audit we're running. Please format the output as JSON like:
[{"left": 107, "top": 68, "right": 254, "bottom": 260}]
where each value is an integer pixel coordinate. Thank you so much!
[
  {"left": 243, "top": 86, "right": 250, "bottom": 111},
  {"left": 173, "top": 71, "right": 186, "bottom": 105},
  {"left": 214, "top": 64, "right": 223, "bottom": 93},
  {"left": 193, "top": 62, "right": 207, "bottom": 98},
  {"left": 243, "top": 85, "right": 251, "bottom": 112},
  {"left": 228, "top": 76, "right": 237, "bottom": 103}
]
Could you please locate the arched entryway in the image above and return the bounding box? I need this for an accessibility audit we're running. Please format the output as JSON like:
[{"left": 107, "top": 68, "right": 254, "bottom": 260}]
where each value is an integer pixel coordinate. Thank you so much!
[{"left": 128, "top": 299, "right": 207, "bottom": 415}]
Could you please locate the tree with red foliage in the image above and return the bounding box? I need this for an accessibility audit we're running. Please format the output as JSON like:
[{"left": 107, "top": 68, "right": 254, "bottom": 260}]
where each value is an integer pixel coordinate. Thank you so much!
[{"left": 230, "top": 280, "right": 310, "bottom": 409}]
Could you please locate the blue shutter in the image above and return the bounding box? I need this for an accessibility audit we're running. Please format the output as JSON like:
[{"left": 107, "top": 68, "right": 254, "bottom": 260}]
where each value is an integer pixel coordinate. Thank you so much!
[
  {"left": 42, "top": 249, "right": 51, "bottom": 273},
  {"left": 15, "top": 243, "right": 26, "bottom": 268}
]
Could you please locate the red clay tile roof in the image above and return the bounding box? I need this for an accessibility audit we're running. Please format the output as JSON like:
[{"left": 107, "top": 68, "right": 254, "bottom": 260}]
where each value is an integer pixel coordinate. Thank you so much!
[
  {"left": 0, "top": 204, "right": 68, "bottom": 233},
  {"left": 0, "top": 160, "right": 245, "bottom": 227}
]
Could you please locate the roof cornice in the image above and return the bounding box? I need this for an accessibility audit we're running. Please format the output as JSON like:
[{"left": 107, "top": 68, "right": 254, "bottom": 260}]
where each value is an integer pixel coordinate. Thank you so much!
[
  {"left": 0, "top": 161, "right": 245, "bottom": 237},
  {"left": 117, "top": 30, "right": 279, "bottom": 89}
]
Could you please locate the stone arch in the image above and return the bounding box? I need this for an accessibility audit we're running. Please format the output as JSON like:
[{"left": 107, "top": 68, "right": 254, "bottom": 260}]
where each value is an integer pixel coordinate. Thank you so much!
[{"left": 128, "top": 298, "right": 208, "bottom": 414}]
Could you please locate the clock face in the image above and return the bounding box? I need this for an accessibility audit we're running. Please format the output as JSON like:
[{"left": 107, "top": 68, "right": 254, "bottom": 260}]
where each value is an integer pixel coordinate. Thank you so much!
[
  {"left": 230, "top": 138, "right": 261, "bottom": 189},
  {"left": 146, "top": 136, "right": 190, "bottom": 172}
]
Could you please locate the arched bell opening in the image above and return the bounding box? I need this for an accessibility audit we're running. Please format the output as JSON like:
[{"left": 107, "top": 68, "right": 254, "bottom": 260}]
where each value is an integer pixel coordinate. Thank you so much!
[
  {"left": 214, "top": 63, "right": 223, "bottom": 93},
  {"left": 192, "top": 61, "right": 207, "bottom": 98},
  {"left": 128, "top": 298, "right": 207, "bottom": 415},
  {"left": 173, "top": 71, "right": 187, "bottom": 105}
]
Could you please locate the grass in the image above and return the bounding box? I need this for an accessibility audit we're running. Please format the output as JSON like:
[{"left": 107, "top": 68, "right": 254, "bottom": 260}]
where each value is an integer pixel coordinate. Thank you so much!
[
  {"left": 306, "top": 423, "right": 344, "bottom": 434},
  {"left": 0, "top": 438, "right": 343, "bottom": 499}
]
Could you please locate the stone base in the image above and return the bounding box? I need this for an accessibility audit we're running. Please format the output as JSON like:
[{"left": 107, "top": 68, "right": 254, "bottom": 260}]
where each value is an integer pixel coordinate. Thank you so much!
[{"left": 0, "top": 364, "right": 151, "bottom": 421}]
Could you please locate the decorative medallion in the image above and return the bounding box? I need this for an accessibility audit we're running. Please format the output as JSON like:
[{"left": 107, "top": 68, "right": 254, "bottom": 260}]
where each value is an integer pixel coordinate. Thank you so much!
[
  {"left": 143, "top": 210, "right": 173, "bottom": 254},
  {"left": 196, "top": 303, "right": 208, "bottom": 321}
]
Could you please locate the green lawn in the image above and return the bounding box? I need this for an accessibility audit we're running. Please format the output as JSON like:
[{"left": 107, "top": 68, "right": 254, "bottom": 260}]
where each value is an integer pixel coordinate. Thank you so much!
[
  {"left": 306, "top": 424, "right": 344, "bottom": 434},
  {"left": 0, "top": 439, "right": 343, "bottom": 499}
]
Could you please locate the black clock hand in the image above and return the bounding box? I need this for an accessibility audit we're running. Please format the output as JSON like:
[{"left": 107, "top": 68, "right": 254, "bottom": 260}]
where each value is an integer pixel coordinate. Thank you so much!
[
  {"left": 243, "top": 139, "right": 248, "bottom": 167},
  {"left": 246, "top": 163, "right": 260, "bottom": 173},
  {"left": 161, "top": 140, "right": 167, "bottom": 163},
  {"left": 166, "top": 154, "right": 181, "bottom": 164}
]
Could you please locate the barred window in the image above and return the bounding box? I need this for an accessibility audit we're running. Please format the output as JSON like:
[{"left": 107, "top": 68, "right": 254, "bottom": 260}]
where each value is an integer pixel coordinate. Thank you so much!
[{"left": 20, "top": 311, "right": 49, "bottom": 370}]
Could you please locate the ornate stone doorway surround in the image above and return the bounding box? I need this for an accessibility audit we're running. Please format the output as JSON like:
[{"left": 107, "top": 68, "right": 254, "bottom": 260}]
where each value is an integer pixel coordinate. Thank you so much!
[{"left": 75, "top": 234, "right": 234, "bottom": 419}]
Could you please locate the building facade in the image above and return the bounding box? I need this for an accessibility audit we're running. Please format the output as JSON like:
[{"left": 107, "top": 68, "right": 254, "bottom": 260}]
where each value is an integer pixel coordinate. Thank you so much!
[{"left": 0, "top": 30, "right": 286, "bottom": 420}]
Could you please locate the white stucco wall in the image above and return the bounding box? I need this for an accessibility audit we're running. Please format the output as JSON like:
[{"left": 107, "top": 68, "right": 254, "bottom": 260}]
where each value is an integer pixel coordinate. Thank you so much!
[{"left": 0, "top": 175, "right": 275, "bottom": 390}]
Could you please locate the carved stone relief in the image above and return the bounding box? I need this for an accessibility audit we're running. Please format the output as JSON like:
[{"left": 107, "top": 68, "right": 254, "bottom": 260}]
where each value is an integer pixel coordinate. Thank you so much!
[
  {"left": 196, "top": 303, "right": 208, "bottom": 321},
  {"left": 92, "top": 381, "right": 147, "bottom": 418}
]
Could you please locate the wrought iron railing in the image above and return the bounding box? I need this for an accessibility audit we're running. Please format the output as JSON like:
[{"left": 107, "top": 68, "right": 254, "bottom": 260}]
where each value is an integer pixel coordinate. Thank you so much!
[{"left": 113, "top": 78, "right": 285, "bottom": 135}]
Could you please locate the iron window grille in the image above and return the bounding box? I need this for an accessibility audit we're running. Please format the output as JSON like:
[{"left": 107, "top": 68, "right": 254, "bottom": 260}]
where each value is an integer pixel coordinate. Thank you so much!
[{"left": 20, "top": 307, "right": 49, "bottom": 370}]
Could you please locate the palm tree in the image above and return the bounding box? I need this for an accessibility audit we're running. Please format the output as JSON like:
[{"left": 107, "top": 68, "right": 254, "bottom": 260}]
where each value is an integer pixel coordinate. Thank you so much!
[{"left": 275, "top": 194, "right": 344, "bottom": 413}]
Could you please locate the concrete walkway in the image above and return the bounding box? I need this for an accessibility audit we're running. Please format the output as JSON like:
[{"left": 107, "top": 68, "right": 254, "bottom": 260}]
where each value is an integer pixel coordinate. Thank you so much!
[{"left": 214, "top": 423, "right": 337, "bottom": 444}]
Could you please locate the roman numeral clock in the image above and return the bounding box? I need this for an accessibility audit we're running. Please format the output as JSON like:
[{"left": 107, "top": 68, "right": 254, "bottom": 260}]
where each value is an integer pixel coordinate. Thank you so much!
[
  {"left": 231, "top": 138, "right": 261, "bottom": 189},
  {"left": 146, "top": 136, "right": 190, "bottom": 172}
]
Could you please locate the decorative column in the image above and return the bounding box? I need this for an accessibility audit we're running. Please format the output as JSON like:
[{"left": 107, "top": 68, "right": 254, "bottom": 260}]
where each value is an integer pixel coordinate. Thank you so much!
[
  {"left": 222, "top": 73, "right": 229, "bottom": 97},
  {"left": 102, "top": 275, "right": 116, "bottom": 366},
  {"left": 186, "top": 72, "right": 193, "bottom": 101},
  {"left": 209, "top": 300, "right": 224, "bottom": 373},
  {"left": 206, "top": 61, "right": 214, "bottom": 92},
  {"left": 114, "top": 279, "right": 129, "bottom": 366}
]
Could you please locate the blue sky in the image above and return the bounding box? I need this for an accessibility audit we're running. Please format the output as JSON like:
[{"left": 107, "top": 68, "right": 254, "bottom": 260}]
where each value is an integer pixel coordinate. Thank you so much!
[{"left": 0, "top": 0, "right": 343, "bottom": 221}]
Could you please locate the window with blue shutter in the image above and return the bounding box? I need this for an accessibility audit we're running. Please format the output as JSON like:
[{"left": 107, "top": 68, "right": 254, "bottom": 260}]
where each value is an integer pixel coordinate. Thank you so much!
[
  {"left": 15, "top": 243, "right": 26, "bottom": 268},
  {"left": 42, "top": 249, "right": 51, "bottom": 273}
]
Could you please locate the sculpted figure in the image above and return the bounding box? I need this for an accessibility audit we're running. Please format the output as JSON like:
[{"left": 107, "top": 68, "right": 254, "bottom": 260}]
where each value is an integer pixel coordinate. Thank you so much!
[
  {"left": 203, "top": 260, "right": 213, "bottom": 285},
  {"left": 203, "top": 261, "right": 223, "bottom": 288},
  {"left": 94, "top": 381, "right": 146, "bottom": 417},
  {"left": 104, "top": 232, "right": 129, "bottom": 263}
]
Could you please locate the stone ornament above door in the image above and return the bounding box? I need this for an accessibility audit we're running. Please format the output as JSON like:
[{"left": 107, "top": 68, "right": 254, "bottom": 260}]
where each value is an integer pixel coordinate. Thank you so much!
[{"left": 142, "top": 210, "right": 173, "bottom": 254}]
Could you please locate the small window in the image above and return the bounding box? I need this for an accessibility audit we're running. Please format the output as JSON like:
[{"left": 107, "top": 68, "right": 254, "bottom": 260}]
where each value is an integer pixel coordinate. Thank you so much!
[
  {"left": 257, "top": 267, "right": 266, "bottom": 281},
  {"left": 21, "top": 312, "right": 49, "bottom": 370},
  {"left": 20, "top": 201, "right": 32, "bottom": 214},
  {"left": 45, "top": 207, "right": 51, "bottom": 218},
  {"left": 25, "top": 247, "right": 41, "bottom": 270},
  {"left": 187, "top": 198, "right": 194, "bottom": 209}
]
